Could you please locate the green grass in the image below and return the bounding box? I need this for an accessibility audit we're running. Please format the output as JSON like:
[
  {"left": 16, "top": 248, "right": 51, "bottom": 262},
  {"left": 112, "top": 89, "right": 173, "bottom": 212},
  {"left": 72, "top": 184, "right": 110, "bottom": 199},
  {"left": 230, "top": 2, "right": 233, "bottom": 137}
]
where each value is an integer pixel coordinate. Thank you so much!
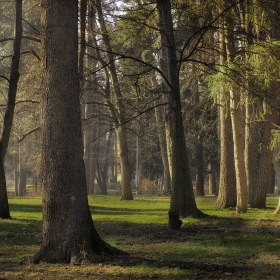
[{"left": 1, "top": 195, "right": 280, "bottom": 279}]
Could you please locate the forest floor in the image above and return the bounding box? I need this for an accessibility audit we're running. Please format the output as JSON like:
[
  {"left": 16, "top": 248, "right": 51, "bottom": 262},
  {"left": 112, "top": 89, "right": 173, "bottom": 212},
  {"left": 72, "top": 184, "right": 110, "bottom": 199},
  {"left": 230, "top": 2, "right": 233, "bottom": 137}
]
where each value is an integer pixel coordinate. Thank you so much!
[{"left": 1, "top": 195, "right": 280, "bottom": 279}]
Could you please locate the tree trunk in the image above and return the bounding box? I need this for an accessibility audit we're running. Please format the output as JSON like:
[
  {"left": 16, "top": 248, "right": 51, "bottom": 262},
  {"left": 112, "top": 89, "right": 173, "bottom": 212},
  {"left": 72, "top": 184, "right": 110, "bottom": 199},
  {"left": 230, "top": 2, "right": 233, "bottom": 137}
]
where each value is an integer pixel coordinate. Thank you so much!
[
  {"left": 251, "top": 81, "right": 279, "bottom": 208},
  {"left": 116, "top": 126, "right": 133, "bottom": 200},
  {"left": 268, "top": 165, "right": 275, "bottom": 194},
  {"left": 225, "top": 16, "right": 247, "bottom": 214},
  {"left": 195, "top": 141, "right": 205, "bottom": 196},
  {"left": 273, "top": 149, "right": 280, "bottom": 196},
  {"left": 245, "top": 98, "right": 259, "bottom": 205},
  {"left": 215, "top": 22, "right": 236, "bottom": 209},
  {"left": 33, "top": 0, "right": 121, "bottom": 263},
  {"left": 230, "top": 88, "right": 248, "bottom": 214},
  {"left": 157, "top": 0, "right": 204, "bottom": 230},
  {"left": 0, "top": 0, "right": 22, "bottom": 219},
  {"left": 96, "top": 129, "right": 113, "bottom": 195},
  {"left": 14, "top": 152, "right": 19, "bottom": 196},
  {"left": 215, "top": 101, "right": 236, "bottom": 208},
  {"left": 18, "top": 165, "right": 26, "bottom": 197},
  {"left": 208, "top": 162, "right": 218, "bottom": 196},
  {"left": 154, "top": 92, "right": 171, "bottom": 195},
  {"left": 251, "top": 11, "right": 280, "bottom": 208}
]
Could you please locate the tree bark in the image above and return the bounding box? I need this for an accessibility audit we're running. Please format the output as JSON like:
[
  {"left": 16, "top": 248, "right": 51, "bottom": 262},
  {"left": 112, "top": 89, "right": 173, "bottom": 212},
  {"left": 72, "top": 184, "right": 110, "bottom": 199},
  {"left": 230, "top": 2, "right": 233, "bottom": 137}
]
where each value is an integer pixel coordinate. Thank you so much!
[
  {"left": 251, "top": 9, "right": 280, "bottom": 208},
  {"left": 33, "top": 0, "right": 121, "bottom": 263},
  {"left": 224, "top": 16, "right": 247, "bottom": 214},
  {"left": 245, "top": 98, "right": 259, "bottom": 205},
  {"left": 157, "top": 0, "right": 204, "bottom": 230},
  {"left": 215, "top": 97, "right": 236, "bottom": 208},
  {"left": 215, "top": 21, "right": 236, "bottom": 209},
  {"left": 0, "top": 0, "right": 22, "bottom": 219},
  {"left": 251, "top": 81, "right": 279, "bottom": 208},
  {"left": 230, "top": 88, "right": 247, "bottom": 214}
]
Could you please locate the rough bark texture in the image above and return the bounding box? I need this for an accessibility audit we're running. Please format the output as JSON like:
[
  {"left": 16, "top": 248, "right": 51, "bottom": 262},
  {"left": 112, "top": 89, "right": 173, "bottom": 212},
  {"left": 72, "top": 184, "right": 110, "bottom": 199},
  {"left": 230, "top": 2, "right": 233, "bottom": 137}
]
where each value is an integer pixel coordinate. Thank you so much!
[
  {"left": 0, "top": 0, "right": 22, "bottom": 219},
  {"left": 251, "top": 11, "right": 280, "bottom": 208},
  {"left": 251, "top": 81, "right": 279, "bottom": 208},
  {"left": 33, "top": 0, "right": 121, "bottom": 263}
]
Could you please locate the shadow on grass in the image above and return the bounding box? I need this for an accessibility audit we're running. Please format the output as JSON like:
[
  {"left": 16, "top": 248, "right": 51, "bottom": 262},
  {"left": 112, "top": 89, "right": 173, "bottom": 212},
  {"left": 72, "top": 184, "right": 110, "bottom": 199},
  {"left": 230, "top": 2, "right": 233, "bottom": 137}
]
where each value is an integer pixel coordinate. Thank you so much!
[{"left": 9, "top": 202, "right": 42, "bottom": 213}]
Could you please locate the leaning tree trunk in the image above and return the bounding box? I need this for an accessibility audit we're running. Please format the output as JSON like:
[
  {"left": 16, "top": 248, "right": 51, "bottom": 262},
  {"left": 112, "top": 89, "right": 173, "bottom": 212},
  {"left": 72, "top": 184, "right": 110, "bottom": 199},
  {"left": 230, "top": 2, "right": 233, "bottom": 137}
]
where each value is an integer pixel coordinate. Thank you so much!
[
  {"left": 0, "top": 0, "right": 22, "bottom": 219},
  {"left": 33, "top": 0, "right": 121, "bottom": 264}
]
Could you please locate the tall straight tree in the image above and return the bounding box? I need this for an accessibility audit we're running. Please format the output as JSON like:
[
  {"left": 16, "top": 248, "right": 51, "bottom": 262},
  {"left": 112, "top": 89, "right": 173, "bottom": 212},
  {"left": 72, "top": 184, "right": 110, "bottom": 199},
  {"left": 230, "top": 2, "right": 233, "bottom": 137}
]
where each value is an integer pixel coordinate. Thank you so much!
[
  {"left": 157, "top": 0, "right": 204, "bottom": 230},
  {"left": 92, "top": 0, "right": 133, "bottom": 200},
  {"left": 250, "top": 2, "right": 280, "bottom": 208},
  {"left": 33, "top": 0, "right": 120, "bottom": 263},
  {"left": 0, "top": 0, "right": 22, "bottom": 219}
]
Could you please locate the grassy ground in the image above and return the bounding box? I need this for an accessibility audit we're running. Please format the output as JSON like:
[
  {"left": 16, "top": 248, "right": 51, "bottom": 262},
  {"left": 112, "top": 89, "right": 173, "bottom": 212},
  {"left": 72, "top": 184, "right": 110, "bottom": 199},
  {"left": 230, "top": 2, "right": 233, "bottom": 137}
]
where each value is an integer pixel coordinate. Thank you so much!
[{"left": 1, "top": 195, "right": 280, "bottom": 279}]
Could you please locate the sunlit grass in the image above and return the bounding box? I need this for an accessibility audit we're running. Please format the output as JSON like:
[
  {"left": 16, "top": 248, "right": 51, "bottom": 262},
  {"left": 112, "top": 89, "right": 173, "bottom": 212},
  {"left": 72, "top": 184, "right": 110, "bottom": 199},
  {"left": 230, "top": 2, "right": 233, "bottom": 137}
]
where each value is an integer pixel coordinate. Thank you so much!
[{"left": 1, "top": 195, "right": 280, "bottom": 279}]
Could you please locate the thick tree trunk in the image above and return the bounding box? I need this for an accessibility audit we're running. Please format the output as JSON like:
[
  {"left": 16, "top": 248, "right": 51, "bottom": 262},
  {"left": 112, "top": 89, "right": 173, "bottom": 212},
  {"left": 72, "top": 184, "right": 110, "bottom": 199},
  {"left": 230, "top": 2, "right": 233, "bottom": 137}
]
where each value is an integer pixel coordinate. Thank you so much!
[
  {"left": 251, "top": 11, "right": 280, "bottom": 208},
  {"left": 251, "top": 81, "right": 279, "bottom": 208},
  {"left": 0, "top": 0, "right": 22, "bottom": 219},
  {"left": 33, "top": 0, "right": 121, "bottom": 263}
]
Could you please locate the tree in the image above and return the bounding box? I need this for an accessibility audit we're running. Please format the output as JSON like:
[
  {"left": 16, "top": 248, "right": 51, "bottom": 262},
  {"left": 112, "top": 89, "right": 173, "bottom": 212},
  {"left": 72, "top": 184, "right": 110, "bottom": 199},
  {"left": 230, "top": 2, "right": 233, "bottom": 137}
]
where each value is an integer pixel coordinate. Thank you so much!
[
  {"left": 157, "top": 0, "right": 205, "bottom": 230},
  {"left": 250, "top": 2, "right": 280, "bottom": 208},
  {"left": 93, "top": 0, "right": 133, "bottom": 200},
  {"left": 33, "top": 0, "right": 121, "bottom": 263},
  {"left": 0, "top": 0, "right": 22, "bottom": 218}
]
